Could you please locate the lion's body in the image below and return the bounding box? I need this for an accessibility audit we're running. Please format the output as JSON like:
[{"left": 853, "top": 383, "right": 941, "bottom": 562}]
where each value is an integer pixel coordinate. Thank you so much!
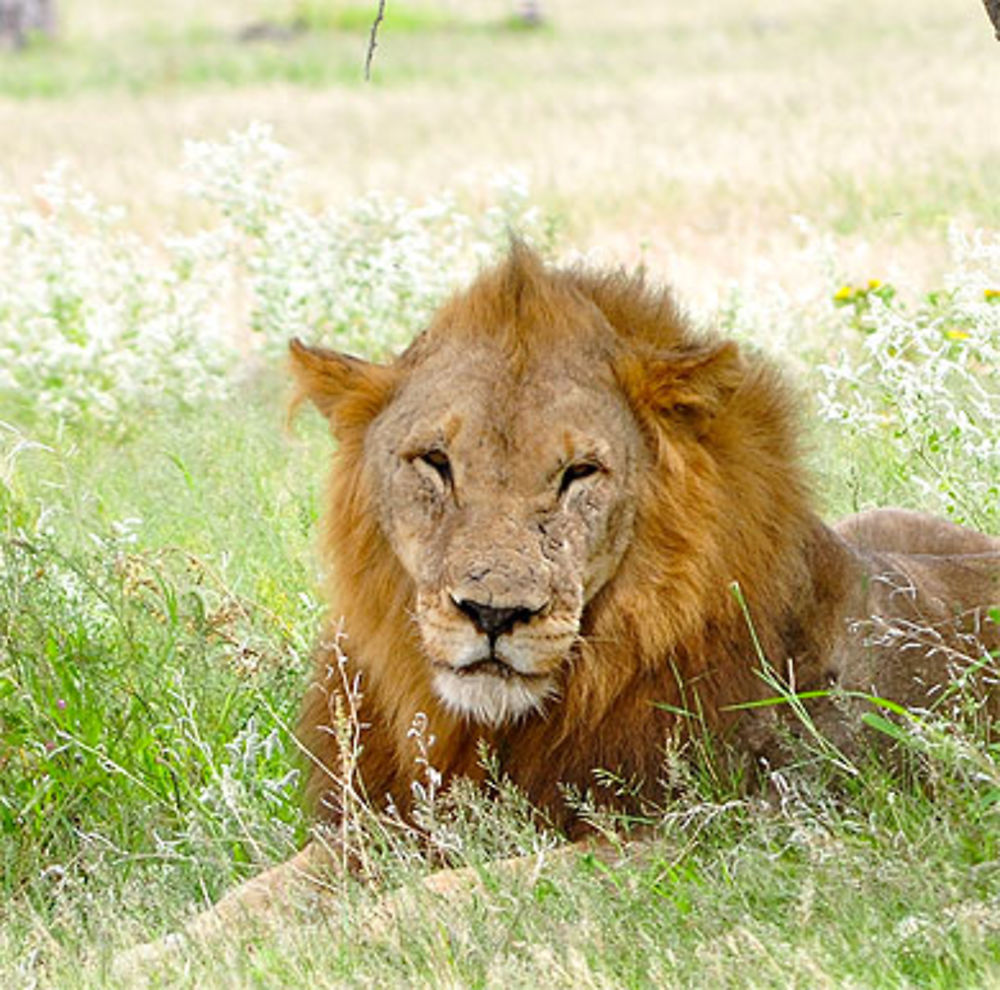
[
  {"left": 114, "top": 247, "right": 1000, "bottom": 975},
  {"left": 291, "top": 247, "right": 1000, "bottom": 832}
]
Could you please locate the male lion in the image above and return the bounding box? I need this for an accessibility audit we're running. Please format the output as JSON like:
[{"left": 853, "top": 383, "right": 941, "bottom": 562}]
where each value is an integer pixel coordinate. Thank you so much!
[{"left": 119, "top": 245, "right": 1000, "bottom": 966}]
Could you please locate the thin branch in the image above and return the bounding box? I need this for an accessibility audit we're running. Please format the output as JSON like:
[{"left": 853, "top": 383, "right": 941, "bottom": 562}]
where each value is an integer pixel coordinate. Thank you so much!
[{"left": 365, "top": 0, "right": 387, "bottom": 81}]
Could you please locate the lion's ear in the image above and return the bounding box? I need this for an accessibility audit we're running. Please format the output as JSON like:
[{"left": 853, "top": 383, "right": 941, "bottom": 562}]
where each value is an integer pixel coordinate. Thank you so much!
[
  {"left": 623, "top": 341, "right": 743, "bottom": 429},
  {"left": 289, "top": 338, "right": 396, "bottom": 436}
]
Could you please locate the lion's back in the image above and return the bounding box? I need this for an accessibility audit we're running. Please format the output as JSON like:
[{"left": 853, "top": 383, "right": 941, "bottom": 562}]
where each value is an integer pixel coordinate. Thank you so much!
[{"left": 837, "top": 508, "right": 1000, "bottom": 556}]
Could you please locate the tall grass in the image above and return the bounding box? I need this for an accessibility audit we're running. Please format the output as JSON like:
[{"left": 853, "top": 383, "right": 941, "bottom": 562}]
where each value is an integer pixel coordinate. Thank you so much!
[{"left": 1, "top": 128, "right": 998, "bottom": 990}]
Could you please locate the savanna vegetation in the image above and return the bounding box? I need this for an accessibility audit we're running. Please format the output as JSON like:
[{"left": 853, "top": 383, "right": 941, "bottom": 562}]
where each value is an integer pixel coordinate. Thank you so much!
[{"left": 1, "top": 1, "right": 999, "bottom": 985}]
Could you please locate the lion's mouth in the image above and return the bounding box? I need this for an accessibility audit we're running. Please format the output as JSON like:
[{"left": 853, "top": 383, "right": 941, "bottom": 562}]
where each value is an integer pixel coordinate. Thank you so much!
[
  {"left": 430, "top": 649, "right": 558, "bottom": 725},
  {"left": 434, "top": 655, "right": 548, "bottom": 681}
]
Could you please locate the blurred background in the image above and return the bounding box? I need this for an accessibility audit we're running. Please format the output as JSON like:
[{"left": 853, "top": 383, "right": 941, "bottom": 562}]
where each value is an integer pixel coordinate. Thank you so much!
[{"left": 3, "top": 0, "right": 999, "bottom": 299}]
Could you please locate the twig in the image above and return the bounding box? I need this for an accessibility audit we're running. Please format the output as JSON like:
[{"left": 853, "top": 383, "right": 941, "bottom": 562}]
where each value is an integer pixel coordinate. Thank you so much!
[{"left": 365, "top": 0, "right": 387, "bottom": 81}]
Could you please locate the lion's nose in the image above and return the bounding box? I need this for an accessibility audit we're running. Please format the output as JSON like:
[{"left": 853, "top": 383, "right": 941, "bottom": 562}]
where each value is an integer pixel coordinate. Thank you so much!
[{"left": 454, "top": 599, "right": 540, "bottom": 639}]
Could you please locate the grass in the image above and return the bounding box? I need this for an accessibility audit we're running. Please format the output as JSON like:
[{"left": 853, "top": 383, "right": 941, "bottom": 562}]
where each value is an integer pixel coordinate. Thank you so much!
[
  {"left": 0, "top": 394, "right": 317, "bottom": 864},
  {"left": 1, "top": 0, "right": 999, "bottom": 985},
  {"left": 0, "top": 3, "right": 533, "bottom": 99},
  {"left": 3, "top": 366, "right": 1000, "bottom": 985}
]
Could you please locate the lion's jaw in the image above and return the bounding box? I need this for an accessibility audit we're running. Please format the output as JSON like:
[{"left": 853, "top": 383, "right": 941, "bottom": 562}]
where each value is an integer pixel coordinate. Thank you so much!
[{"left": 365, "top": 337, "right": 644, "bottom": 726}]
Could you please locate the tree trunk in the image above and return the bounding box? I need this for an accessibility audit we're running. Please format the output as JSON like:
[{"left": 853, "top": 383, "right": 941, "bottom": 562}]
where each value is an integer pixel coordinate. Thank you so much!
[
  {"left": 984, "top": 0, "right": 1000, "bottom": 40},
  {"left": 0, "top": 0, "right": 56, "bottom": 50}
]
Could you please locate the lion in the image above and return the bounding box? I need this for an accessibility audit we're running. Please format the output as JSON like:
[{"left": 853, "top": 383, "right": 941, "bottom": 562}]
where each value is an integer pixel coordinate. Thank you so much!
[{"left": 117, "top": 244, "right": 1000, "bottom": 970}]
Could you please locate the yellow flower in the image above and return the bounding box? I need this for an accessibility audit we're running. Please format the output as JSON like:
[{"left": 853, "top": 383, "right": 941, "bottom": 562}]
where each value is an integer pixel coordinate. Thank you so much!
[
  {"left": 866, "top": 279, "right": 883, "bottom": 290},
  {"left": 833, "top": 285, "right": 853, "bottom": 301},
  {"left": 945, "top": 329, "right": 970, "bottom": 341},
  {"left": 985, "top": 288, "right": 1000, "bottom": 301}
]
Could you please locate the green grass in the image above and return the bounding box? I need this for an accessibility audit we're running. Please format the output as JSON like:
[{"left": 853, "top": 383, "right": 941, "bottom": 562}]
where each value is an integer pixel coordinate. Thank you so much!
[
  {"left": 293, "top": 1, "right": 460, "bottom": 33},
  {"left": 1, "top": 0, "right": 999, "bottom": 984},
  {"left": 0, "top": 30, "right": 390, "bottom": 97},
  {"left": 0, "top": 386, "right": 319, "bottom": 919},
  {"left": 0, "top": 5, "right": 539, "bottom": 98},
  {"left": 3, "top": 360, "right": 999, "bottom": 987}
]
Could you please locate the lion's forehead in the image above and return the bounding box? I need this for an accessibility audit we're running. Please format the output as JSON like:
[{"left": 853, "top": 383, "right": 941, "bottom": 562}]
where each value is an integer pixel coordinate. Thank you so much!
[{"left": 379, "top": 348, "right": 639, "bottom": 474}]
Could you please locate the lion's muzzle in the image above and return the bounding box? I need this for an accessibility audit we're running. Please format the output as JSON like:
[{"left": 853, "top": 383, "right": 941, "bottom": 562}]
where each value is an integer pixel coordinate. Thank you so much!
[
  {"left": 452, "top": 597, "right": 543, "bottom": 643},
  {"left": 419, "top": 583, "right": 571, "bottom": 725}
]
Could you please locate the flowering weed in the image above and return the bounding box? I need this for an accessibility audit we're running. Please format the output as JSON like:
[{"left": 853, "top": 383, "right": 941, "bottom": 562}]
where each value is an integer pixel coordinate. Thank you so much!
[
  {"left": 0, "top": 125, "right": 547, "bottom": 433},
  {"left": 817, "top": 227, "right": 1000, "bottom": 528}
]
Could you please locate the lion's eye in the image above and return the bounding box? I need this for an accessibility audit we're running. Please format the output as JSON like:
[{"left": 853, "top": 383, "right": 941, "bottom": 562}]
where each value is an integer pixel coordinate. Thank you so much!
[
  {"left": 417, "top": 449, "right": 452, "bottom": 486},
  {"left": 559, "top": 461, "right": 600, "bottom": 496}
]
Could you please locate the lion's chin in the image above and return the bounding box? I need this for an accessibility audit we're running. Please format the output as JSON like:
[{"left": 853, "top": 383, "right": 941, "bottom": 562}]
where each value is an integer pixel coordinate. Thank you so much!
[{"left": 431, "top": 667, "right": 556, "bottom": 727}]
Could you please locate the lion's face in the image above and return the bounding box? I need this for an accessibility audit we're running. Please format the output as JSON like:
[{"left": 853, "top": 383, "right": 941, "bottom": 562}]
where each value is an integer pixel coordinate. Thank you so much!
[
  {"left": 291, "top": 249, "right": 744, "bottom": 733},
  {"left": 365, "top": 335, "right": 646, "bottom": 725}
]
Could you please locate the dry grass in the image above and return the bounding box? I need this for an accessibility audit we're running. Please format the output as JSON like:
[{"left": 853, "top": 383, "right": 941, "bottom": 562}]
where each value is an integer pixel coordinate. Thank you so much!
[{"left": 1, "top": 0, "right": 998, "bottom": 305}]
